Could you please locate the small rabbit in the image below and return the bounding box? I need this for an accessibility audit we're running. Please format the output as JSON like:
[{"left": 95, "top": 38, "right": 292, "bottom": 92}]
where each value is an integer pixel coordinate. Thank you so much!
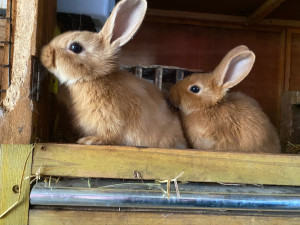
[
  {"left": 169, "top": 45, "right": 280, "bottom": 153},
  {"left": 40, "top": 0, "right": 187, "bottom": 148}
]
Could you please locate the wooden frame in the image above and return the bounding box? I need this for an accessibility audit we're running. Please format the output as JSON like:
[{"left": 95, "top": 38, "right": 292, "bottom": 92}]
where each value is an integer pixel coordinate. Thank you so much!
[
  {"left": 1, "top": 0, "right": 300, "bottom": 224},
  {"left": 33, "top": 143, "right": 300, "bottom": 186}
]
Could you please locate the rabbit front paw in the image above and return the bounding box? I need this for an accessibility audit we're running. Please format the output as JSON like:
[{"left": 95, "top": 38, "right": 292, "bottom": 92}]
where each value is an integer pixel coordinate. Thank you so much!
[{"left": 77, "top": 136, "right": 103, "bottom": 145}]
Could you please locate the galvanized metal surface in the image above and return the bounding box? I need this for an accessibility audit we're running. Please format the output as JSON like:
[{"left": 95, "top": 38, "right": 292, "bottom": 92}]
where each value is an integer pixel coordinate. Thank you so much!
[{"left": 30, "top": 179, "right": 300, "bottom": 212}]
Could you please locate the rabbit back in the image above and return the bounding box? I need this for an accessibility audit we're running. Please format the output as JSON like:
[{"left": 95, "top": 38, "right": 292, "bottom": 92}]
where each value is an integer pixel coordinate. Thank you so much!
[
  {"left": 183, "top": 92, "right": 280, "bottom": 153},
  {"left": 70, "top": 70, "right": 187, "bottom": 148}
]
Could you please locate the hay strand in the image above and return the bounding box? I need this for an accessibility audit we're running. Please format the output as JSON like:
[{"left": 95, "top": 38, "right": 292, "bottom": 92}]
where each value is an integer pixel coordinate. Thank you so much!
[{"left": 158, "top": 171, "right": 184, "bottom": 199}]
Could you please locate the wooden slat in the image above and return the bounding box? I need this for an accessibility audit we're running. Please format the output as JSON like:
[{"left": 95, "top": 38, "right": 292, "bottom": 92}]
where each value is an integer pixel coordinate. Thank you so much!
[
  {"left": 147, "top": 9, "right": 247, "bottom": 25},
  {"left": 289, "top": 33, "right": 300, "bottom": 91},
  {"left": 29, "top": 209, "right": 300, "bottom": 225},
  {"left": 31, "top": 0, "right": 57, "bottom": 142},
  {"left": 0, "top": 145, "right": 32, "bottom": 225},
  {"left": 0, "top": 0, "right": 12, "bottom": 101},
  {"left": 32, "top": 144, "right": 300, "bottom": 185},
  {"left": 147, "top": 9, "right": 300, "bottom": 29},
  {"left": 284, "top": 29, "right": 292, "bottom": 91},
  {"left": 260, "top": 19, "right": 300, "bottom": 28},
  {"left": 248, "top": 0, "right": 287, "bottom": 23},
  {"left": 0, "top": 0, "right": 38, "bottom": 144},
  {"left": 0, "top": 19, "right": 6, "bottom": 46}
]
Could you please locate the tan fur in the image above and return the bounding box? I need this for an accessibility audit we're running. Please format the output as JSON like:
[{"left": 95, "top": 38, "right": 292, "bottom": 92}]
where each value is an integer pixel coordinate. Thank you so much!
[
  {"left": 170, "top": 46, "right": 280, "bottom": 153},
  {"left": 40, "top": 0, "right": 187, "bottom": 148}
]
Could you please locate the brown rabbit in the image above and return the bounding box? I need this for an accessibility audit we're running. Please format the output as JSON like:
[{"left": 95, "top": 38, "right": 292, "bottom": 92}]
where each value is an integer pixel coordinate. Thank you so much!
[
  {"left": 169, "top": 46, "right": 280, "bottom": 153},
  {"left": 41, "top": 0, "right": 187, "bottom": 148}
]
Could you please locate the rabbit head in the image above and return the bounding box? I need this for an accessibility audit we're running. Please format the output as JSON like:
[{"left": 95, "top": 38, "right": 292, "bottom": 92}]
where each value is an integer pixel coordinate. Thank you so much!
[
  {"left": 41, "top": 0, "right": 147, "bottom": 85},
  {"left": 170, "top": 45, "right": 255, "bottom": 114}
]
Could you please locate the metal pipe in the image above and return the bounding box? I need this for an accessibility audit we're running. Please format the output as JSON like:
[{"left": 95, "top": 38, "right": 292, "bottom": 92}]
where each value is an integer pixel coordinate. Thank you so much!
[{"left": 30, "top": 179, "right": 300, "bottom": 212}]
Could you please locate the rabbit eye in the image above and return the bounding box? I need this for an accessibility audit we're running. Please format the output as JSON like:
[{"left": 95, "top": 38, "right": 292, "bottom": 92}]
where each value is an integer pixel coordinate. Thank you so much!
[
  {"left": 69, "top": 42, "right": 83, "bottom": 54},
  {"left": 189, "top": 85, "right": 200, "bottom": 94}
]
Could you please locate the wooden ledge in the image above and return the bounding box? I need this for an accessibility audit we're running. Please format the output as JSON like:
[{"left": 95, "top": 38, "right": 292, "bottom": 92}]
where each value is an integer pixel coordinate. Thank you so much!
[
  {"left": 31, "top": 143, "right": 300, "bottom": 186},
  {"left": 29, "top": 209, "right": 300, "bottom": 225}
]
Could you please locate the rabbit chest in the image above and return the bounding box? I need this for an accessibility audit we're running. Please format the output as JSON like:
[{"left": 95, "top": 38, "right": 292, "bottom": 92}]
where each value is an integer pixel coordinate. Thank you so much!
[
  {"left": 181, "top": 112, "right": 217, "bottom": 150},
  {"left": 68, "top": 80, "right": 133, "bottom": 137}
]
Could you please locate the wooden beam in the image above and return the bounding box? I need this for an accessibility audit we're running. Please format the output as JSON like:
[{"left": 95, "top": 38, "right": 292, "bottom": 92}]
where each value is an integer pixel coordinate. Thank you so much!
[
  {"left": 147, "top": 8, "right": 300, "bottom": 29},
  {"left": 29, "top": 209, "right": 300, "bottom": 225},
  {"left": 147, "top": 9, "right": 248, "bottom": 25},
  {"left": 249, "top": 0, "right": 287, "bottom": 23},
  {"left": 32, "top": 144, "right": 300, "bottom": 186},
  {"left": 260, "top": 18, "right": 300, "bottom": 28},
  {"left": 31, "top": 0, "right": 57, "bottom": 142},
  {"left": 0, "top": 145, "right": 32, "bottom": 225}
]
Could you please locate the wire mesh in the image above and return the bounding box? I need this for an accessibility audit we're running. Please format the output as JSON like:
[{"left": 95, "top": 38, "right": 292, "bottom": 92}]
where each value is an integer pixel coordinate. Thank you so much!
[
  {"left": 123, "top": 65, "right": 203, "bottom": 91},
  {"left": 0, "top": 0, "right": 12, "bottom": 95}
]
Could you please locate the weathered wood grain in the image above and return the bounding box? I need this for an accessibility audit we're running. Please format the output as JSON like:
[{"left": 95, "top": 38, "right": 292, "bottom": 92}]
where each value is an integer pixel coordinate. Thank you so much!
[
  {"left": 32, "top": 144, "right": 300, "bottom": 185},
  {"left": 0, "top": 144, "right": 32, "bottom": 225},
  {"left": 28, "top": 209, "right": 300, "bottom": 225},
  {"left": 0, "top": 0, "right": 38, "bottom": 144}
]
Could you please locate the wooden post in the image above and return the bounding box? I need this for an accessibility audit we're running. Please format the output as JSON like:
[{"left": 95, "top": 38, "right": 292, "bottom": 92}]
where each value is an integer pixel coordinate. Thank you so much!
[
  {"left": 0, "top": 0, "right": 56, "bottom": 143},
  {"left": 0, "top": 0, "right": 38, "bottom": 144},
  {"left": 0, "top": 1, "right": 56, "bottom": 225},
  {"left": 0, "top": 144, "right": 32, "bottom": 225}
]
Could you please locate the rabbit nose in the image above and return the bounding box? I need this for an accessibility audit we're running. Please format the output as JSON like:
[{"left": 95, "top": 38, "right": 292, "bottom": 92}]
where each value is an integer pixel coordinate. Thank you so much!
[{"left": 40, "top": 45, "right": 56, "bottom": 69}]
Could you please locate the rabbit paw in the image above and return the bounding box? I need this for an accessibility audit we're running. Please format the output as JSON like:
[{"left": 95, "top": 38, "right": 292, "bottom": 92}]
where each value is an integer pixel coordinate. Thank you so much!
[{"left": 77, "top": 136, "right": 103, "bottom": 145}]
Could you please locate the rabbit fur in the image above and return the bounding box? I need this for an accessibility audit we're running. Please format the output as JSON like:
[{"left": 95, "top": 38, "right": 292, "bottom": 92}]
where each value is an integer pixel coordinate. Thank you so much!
[
  {"left": 169, "top": 45, "right": 280, "bottom": 153},
  {"left": 41, "top": 0, "right": 187, "bottom": 148}
]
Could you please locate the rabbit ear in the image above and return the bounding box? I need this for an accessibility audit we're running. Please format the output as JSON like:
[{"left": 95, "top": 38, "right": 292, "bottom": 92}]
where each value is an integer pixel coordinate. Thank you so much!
[
  {"left": 100, "top": 0, "right": 147, "bottom": 47},
  {"left": 213, "top": 47, "right": 255, "bottom": 89}
]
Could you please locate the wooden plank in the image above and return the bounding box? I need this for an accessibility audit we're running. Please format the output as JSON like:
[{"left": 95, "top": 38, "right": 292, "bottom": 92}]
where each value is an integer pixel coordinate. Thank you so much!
[
  {"left": 28, "top": 209, "right": 300, "bottom": 225},
  {"left": 147, "top": 9, "right": 248, "bottom": 25},
  {"left": 32, "top": 144, "right": 300, "bottom": 185},
  {"left": 277, "top": 29, "right": 287, "bottom": 128},
  {"left": 0, "top": 144, "right": 32, "bottom": 225},
  {"left": 0, "top": 0, "right": 39, "bottom": 144},
  {"left": 147, "top": 9, "right": 300, "bottom": 29},
  {"left": 261, "top": 19, "right": 300, "bottom": 28},
  {"left": 31, "top": 0, "right": 57, "bottom": 142},
  {"left": 284, "top": 29, "right": 292, "bottom": 91},
  {"left": 0, "top": 0, "right": 13, "bottom": 101},
  {"left": 248, "top": 0, "right": 287, "bottom": 23},
  {"left": 289, "top": 33, "right": 300, "bottom": 91}
]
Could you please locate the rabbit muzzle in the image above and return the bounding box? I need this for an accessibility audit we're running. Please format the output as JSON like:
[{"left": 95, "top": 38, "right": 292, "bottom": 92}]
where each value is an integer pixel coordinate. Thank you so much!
[{"left": 41, "top": 45, "right": 56, "bottom": 70}]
